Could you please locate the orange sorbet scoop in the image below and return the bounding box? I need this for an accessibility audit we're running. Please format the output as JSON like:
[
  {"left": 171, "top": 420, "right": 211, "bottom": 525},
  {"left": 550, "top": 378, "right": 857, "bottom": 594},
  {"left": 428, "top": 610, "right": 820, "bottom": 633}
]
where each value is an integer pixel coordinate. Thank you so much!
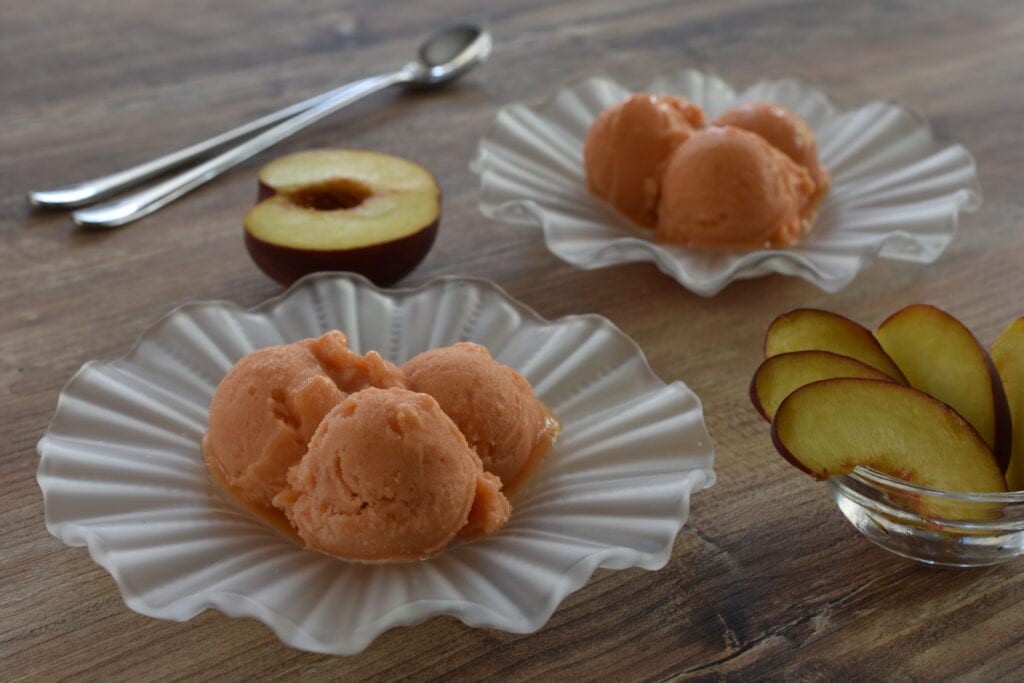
[
  {"left": 273, "top": 388, "right": 510, "bottom": 562},
  {"left": 655, "top": 126, "right": 816, "bottom": 248},
  {"left": 404, "top": 342, "right": 559, "bottom": 497},
  {"left": 714, "top": 101, "right": 830, "bottom": 208},
  {"left": 203, "top": 331, "right": 404, "bottom": 510},
  {"left": 584, "top": 94, "right": 706, "bottom": 228}
]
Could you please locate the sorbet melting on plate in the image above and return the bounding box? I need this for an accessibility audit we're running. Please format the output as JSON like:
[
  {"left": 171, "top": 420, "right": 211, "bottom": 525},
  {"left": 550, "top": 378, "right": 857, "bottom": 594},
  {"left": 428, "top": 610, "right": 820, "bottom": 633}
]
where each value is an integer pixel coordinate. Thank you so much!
[
  {"left": 204, "top": 333, "right": 557, "bottom": 562},
  {"left": 583, "top": 97, "right": 830, "bottom": 248}
]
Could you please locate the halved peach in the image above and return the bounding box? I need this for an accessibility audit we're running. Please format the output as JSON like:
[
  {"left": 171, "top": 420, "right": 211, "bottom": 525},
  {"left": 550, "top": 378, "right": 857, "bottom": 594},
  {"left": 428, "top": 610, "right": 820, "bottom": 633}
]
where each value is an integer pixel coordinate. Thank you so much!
[
  {"left": 764, "top": 308, "right": 907, "bottom": 383},
  {"left": 750, "top": 350, "right": 893, "bottom": 421},
  {"left": 771, "top": 378, "right": 1006, "bottom": 494},
  {"left": 245, "top": 150, "right": 441, "bottom": 286},
  {"left": 991, "top": 318, "right": 1024, "bottom": 489},
  {"left": 876, "top": 304, "right": 1011, "bottom": 469}
]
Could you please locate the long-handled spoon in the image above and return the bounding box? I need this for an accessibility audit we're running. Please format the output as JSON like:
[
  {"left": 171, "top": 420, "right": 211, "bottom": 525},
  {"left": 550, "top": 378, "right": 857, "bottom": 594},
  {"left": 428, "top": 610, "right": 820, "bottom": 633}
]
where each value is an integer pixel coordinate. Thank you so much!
[
  {"left": 28, "top": 86, "right": 350, "bottom": 210},
  {"left": 29, "top": 24, "right": 490, "bottom": 229}
]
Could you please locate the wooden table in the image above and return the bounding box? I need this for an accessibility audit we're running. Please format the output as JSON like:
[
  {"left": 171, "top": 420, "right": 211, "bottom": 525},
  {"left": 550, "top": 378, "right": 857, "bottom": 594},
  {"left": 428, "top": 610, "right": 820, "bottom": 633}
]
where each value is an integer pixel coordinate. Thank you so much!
[{"left": 4, "top": 0, "right": 1023, "bottom": 679}]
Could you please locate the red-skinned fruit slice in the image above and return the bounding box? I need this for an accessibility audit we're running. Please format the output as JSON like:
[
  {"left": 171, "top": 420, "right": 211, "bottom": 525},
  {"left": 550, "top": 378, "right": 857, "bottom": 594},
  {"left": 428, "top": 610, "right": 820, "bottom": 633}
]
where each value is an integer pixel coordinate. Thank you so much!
[
  {"left": 991, "top": 318, "right": 1024, "bottom": 490},
  {"left": 876, "top": 304, "right": 1011, "bottom": 471},
  {"left": 770, "top": 378, "right": 1006, "bottom": 495},
  {"left": 764, "top": 308, "right": 907, "bottom": 383},
  {"left": 750, "top": 350, "right": 894, "bottom": 422}
]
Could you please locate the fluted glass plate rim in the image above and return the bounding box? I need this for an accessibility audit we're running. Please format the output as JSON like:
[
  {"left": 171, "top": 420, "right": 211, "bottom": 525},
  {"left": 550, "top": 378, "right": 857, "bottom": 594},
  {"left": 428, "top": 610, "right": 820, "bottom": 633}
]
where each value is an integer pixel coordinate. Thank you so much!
[
  {"left": 472, "top": 69, "right": 983, "bottom": 296},
  {"left": 36, "top": 272, "right": 716, "bottom": 654}
]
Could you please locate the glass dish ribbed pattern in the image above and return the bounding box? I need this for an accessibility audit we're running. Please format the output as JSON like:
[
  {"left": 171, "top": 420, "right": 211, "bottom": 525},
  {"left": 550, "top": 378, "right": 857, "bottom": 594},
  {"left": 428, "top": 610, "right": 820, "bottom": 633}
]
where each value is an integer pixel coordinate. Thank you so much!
[
  {"left": 473, "top": 70, "right": 982, "bottom": 296},
  {"left": 37, "top": 273, "right": 716, "bottom": 654}
]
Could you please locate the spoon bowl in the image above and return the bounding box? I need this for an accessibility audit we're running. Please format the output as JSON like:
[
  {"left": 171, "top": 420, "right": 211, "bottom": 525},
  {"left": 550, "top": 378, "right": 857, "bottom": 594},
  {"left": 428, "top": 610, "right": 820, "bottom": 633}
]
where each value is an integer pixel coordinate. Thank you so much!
[{"left": 412, "top": 24, "right": 493, "bottom": 85}]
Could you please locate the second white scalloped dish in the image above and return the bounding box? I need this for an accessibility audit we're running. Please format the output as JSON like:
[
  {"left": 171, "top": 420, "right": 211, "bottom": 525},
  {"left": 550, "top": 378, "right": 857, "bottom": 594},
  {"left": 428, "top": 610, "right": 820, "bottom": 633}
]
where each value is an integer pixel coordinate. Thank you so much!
[
  {"left": 472, "top": 69, "right": 982, "bottom": 296},
  {"left": 37, "top": 273, "right": 715, "bottom": 655}
]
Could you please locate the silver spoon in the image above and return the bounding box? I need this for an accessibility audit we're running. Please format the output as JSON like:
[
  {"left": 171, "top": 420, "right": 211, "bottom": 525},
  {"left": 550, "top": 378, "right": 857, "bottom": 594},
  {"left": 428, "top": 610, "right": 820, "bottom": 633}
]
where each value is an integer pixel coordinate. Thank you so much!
[
  {"left": 30, "top": 25, "right": 491, "bottom": 211},
  {"left": 27, "top": 89, "right": 349, "bottom": 210},
  {"left": 31, "top": 24, "right": 491, "bottom": 229}
]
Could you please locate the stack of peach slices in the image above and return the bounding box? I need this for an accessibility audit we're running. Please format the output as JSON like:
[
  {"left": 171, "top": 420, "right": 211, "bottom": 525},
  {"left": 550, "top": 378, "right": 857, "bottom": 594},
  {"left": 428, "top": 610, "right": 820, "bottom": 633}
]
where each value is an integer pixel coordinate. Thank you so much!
[{"left": 751, "top": 305, "right": 1024, "bottom": 496}]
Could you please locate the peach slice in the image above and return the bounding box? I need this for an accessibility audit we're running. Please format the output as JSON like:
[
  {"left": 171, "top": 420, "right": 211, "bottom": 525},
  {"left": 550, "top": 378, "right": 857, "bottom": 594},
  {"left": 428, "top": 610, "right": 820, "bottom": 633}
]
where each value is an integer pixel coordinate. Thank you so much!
[
  {"left": 876, "top": 304, "right": 1011, "bottom": 469},
  {"left": 245, "top": 150, "right": 441, "bottom": 286},
  {"left": 750, "top": 350, "right": 893, "bottom": 421},
  {"left": 771, "top": 378, "right": 1007, "bottom": 494},
  {"left": 991, "top": 318, "right": 1024, "bottom": 489},
  {"left": 764, "top": 308, "right": 907, "bottom": 383}
]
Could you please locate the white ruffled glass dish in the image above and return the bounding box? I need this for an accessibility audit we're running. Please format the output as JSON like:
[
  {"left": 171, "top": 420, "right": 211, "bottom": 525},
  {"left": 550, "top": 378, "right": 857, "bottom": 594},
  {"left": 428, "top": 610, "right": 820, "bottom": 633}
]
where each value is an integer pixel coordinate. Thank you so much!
[
  {"left": 472, "top": 70, "right": 982, "bottom": 296},
  {"left": 37, "top": 273, "right": 716, "bottom": 655}
]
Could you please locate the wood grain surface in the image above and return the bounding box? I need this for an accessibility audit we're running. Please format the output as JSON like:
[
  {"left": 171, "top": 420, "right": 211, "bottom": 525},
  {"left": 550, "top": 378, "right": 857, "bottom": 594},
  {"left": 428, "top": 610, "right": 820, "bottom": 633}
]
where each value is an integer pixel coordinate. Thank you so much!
[{"left": 3, "top": 0, "right": 1024, "bottom": 679}]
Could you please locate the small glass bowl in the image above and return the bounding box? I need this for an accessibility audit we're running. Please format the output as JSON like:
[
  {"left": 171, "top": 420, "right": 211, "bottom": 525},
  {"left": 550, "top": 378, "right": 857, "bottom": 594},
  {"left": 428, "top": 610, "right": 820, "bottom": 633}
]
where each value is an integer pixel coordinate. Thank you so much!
[{"left": 830, "top": 467, "right": 1024, "bottom": 567}]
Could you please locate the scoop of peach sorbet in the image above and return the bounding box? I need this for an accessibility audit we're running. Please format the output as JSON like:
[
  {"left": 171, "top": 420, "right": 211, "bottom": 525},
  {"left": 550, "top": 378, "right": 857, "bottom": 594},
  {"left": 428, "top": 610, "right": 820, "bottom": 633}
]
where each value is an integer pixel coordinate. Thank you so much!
[
  {"left": 203, "top": 331, "right": 404, "bottom": 510},
  {"left": 584, "top": 93, "right": 706, "bottom": 228},
  {"left": 714, "top": 101, "right": 830, "bottom": 208},
  {"left": 404, "top": 342, "right": 559, "bottom": 497},
  {"left": 273, "top": 388, "right": 510, "bottom": 562},
  {"left": 656, "top": 126, "right": 816, "bottom": 248}
]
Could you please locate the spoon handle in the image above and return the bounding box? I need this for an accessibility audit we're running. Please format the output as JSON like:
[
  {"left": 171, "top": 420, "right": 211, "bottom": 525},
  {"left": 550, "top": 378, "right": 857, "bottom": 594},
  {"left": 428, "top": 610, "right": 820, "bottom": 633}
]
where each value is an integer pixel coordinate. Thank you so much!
[
  {"left": 28, "top": 82, "right": 366, "bottom": 210},
  {"left": 71, "top": 67, "right": 415, "bottom": 229}
]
